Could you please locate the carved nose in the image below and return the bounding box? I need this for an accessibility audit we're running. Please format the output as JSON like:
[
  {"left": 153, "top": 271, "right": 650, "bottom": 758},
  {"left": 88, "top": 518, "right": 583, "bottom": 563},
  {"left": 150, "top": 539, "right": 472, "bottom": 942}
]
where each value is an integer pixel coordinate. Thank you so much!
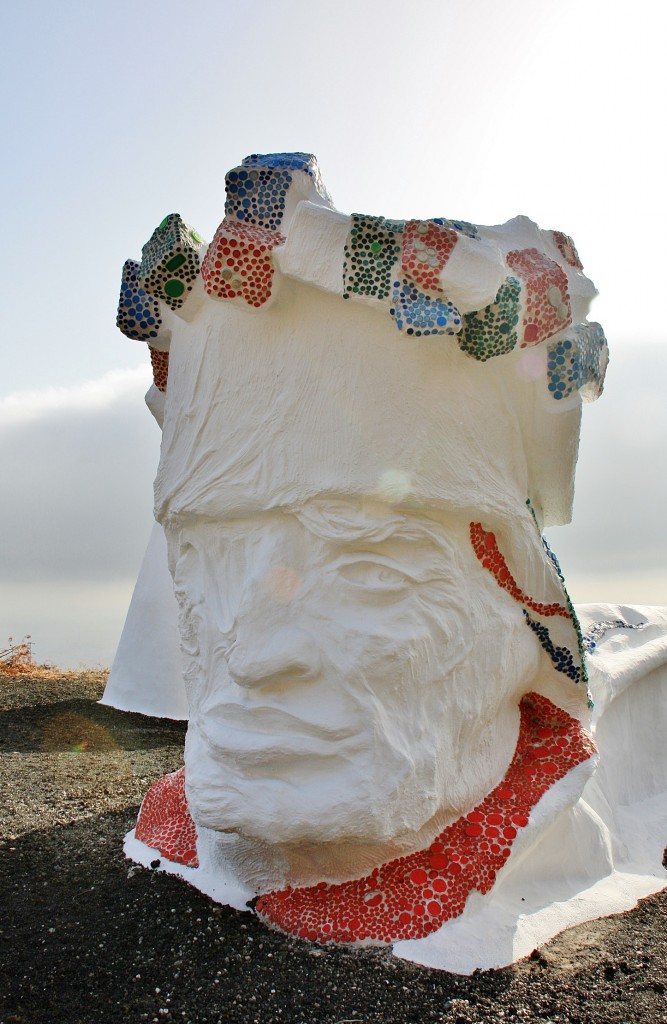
[{"left": 227, "top": 627, "right": 321, "bottom": 689}]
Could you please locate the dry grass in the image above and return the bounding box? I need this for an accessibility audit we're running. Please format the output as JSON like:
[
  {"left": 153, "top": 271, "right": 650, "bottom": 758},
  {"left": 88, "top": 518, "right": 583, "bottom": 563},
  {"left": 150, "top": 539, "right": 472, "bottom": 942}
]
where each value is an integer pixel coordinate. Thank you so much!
[
  {"left": 0, "top": 635, "right": 98, "bottom": 679},
  {"left": 1, "top": 666, "right": 109, "bottom": 682}
]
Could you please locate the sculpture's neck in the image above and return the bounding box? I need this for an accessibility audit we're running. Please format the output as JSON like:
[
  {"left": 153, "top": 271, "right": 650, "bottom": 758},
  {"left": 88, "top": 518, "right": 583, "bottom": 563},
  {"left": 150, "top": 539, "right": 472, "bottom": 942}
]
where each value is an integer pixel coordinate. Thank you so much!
[{"left": 256, "top": 692, "right": 595, "bottom": 943}]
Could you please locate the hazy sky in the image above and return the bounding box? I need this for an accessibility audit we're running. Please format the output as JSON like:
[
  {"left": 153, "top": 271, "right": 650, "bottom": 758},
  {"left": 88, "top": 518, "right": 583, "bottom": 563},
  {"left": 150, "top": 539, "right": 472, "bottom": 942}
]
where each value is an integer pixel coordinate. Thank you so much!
[{"left": 1, "top": 0, "right": 666, "bottom": 666}]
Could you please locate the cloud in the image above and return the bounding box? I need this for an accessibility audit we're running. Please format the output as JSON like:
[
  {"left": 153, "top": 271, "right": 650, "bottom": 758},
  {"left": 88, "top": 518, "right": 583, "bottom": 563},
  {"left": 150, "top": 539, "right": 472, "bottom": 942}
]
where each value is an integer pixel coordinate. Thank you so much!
[
  {"left": 546, "top": 343, "right": 667, "bottom": 602},
  {"left": 0, "top": 367, "right": 151, "bottom": 428},
  {"left": 0, "top": 368, "right": 159, "bottom": 585}
]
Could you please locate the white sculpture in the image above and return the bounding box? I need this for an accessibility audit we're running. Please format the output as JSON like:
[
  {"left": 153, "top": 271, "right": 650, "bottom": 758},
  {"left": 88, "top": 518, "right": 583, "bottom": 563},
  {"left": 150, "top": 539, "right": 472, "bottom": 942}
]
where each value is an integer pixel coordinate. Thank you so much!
[{"left": 103, "top": 154, "right": 667, "bottom": 972}]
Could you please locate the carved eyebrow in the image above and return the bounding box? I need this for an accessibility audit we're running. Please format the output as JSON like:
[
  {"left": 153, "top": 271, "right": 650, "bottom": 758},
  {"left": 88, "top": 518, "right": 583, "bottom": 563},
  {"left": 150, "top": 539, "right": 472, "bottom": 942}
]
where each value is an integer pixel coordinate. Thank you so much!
[
  {"left": 292, "top": 504, "right": 460, "bottom": 568},
  {"left": 332, "top": 551, "right": 450, "bottom": 584},
  {"left": 292, "top": 503, "right": 421, "bottom": 545}
]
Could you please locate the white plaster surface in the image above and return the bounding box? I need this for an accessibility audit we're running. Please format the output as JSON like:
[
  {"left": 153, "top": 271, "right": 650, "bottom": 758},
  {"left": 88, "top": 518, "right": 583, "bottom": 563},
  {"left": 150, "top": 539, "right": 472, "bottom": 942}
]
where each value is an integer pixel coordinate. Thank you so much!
[
  {"left": 101, "top": 522, "right": 187, "bottom": 720},
  {"left": 437, "top": 232, "right": 506, "bottom": 313},
  {"left": 124, "top": 831, "right": 251, "bottom": 913}
]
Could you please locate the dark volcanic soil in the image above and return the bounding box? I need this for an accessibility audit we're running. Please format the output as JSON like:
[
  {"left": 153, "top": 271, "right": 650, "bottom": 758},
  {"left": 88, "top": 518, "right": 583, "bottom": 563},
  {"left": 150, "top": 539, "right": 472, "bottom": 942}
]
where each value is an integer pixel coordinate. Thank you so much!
[{"left": 1, "top": 672, "right": 665, "bottom": 1024}]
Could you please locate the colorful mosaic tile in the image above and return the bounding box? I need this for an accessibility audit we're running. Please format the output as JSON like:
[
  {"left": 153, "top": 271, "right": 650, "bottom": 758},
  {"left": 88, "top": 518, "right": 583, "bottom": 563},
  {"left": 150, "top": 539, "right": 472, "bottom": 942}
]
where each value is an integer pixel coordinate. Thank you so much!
[
  {"left": 402, "top": 220, "right": 458, "bottom": 293},
  {"left": 546, "top": 323, "right": 608, "bottom": 402},
  {"left": 458, "top": 277, "right": 522, "bottom": 361},
  {"left": 224, "top": 153, "right": 331, "bottom": 232},
  {"left": 506, "top": 248, "right": 571, "bottom": 346},
  {"left": 434, "top": 217, "right": 479, "bottom": 239},
  {"left": 201, "top": 220, "right": 284, "bottom": 307},
  {"left": 140, "top": 214, "right": 204, "bottom": 310},
  {"left": 241, "top": 152, "right": 332, "bottom": 204},
  {"left": 225, "top": 165, "right": 293, "bottom": 232},
  {"left": 136, "top": 766, "right": 198, "bottom": 868},
  {"left": 343, "top": 214, "right": 404, "bottom": 301},
  {"left": 390, "top": 279, "right": 462, "bottom": 336},
  {"left": 116, "top": 260, "right": 162, "bottom": 342},
  {"left": 149, "top": 347, "right": 169, "bottom": 393},
  {"left": 583, "top": 619, "right": 647, "bottom": 653},
  {"left": 535, "top": 520, "right": 588, "bottom": 693},
  {"left": 523, "top": 611, "right": 581, "bottom": 682},
  {"left": 552, "top": 230, "right": 583, "bottom": 270},
  {"left": 470, "top": 522, "right": 570, "bottom": 619},
  {"left": 256, "top": 693, "right": 594, "bottom": 943}
]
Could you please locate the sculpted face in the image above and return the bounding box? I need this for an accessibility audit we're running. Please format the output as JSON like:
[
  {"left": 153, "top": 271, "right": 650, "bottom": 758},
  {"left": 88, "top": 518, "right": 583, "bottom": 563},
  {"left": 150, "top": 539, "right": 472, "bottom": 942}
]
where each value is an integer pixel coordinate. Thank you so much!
[
  {"left": 169, "top": 499, "right": 540, "bottom": 849},
  {"left": 109, "top": 153, "right": 613, "bottom": 957}
]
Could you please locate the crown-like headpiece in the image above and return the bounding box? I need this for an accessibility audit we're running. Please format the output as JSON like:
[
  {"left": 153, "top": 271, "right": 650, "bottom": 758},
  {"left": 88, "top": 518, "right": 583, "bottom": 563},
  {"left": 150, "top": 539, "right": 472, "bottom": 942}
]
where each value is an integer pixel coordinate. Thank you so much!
[{"left": 116, "top": 152, "right": 607, "bottom": 403}]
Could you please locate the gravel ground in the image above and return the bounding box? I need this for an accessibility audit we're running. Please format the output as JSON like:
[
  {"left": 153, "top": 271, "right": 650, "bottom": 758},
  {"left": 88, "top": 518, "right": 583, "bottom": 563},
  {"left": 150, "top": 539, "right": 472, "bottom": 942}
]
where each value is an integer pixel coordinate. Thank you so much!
[{"left": 1, "top": 671, "right": 665, "bottom": 1024}]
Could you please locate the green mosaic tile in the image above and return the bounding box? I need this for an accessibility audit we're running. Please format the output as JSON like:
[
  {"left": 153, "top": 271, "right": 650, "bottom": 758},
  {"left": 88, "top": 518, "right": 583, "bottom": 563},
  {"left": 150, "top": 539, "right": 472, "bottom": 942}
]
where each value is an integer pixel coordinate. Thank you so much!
[
  {"left": 458, "top": 277, "right": 521, "bottom": 361},
  {"left": 140, "top": 213, "right": 204, "bottom": 310},
  {"left": 343, "top": 214, "right": 404, "bottom": 301}
]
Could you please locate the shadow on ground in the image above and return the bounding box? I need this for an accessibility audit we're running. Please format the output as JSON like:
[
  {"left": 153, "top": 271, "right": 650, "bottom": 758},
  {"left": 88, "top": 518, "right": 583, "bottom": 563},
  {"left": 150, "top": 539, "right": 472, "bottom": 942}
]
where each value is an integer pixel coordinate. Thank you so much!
[
  {"left": 3, "top": 809, "right": 666, "bottom": 1023},
  {"left": 0, "top": 699, "right": 186, "bottom": 754},
  {"left": 1, "top": 674, "right": 665, "bottom": 1024}
]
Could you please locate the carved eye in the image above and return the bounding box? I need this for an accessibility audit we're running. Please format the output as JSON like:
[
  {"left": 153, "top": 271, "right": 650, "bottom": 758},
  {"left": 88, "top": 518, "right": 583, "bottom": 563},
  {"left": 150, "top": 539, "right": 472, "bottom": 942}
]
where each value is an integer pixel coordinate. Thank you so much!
[{"left": 337, "top": 560, "right": 411, "bottom": 592}]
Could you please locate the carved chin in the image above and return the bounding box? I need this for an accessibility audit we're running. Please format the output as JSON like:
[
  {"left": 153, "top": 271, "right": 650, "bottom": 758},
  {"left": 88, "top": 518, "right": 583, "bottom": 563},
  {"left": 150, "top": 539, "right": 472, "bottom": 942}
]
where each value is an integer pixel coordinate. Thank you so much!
[{"left": 184, "top": 731, "right": 444, "bottom": 847}]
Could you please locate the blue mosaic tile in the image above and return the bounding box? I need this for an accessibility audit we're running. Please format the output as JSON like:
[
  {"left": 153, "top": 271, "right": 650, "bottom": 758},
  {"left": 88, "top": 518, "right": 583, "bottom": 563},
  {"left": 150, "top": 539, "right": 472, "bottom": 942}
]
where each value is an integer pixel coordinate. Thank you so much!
[
  {"left": 116, "top": 259, "right": 162, "bottom": 341},
  {"left": 523, "top": 611, "right": 581, "bottom": 683},
  {"left": 390, "top": 278, "right": 462, "bottom": 336},
  {"left": 225, "top": 165, "right": 293, "bottom": 231},
  {"left": 433, "top": 216, "right": 479, "bottom": 239},
  {"left": 527, "top": 498, "right": 590, "bottom": 697},
  {"left": 583, "top": 619, "right": 647, "bottom": 653},
  {"left": 226, "top": 153, "right": 331, "bottom": 232},
  {"left": 547, "top": 322, "right": 608, "bottom": 401},
  {"left": 241, "top": 152, "right": 332, "bottom": 203}
]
